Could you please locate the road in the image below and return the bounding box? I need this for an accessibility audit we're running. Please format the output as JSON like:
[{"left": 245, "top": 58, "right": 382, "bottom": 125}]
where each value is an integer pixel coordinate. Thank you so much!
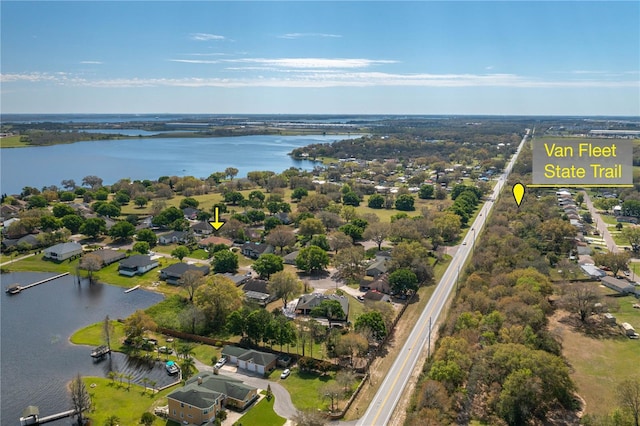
[
  {"left": 582, "top": 191, "right": 619, "bottom": 253},
  {"left": 356, "top": 129, "right": 530, "bottom": 426}
]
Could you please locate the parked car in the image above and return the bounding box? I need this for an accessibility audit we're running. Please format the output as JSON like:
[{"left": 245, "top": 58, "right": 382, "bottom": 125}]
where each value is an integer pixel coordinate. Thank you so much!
[
  {"left": 158, "top": 346, "right": 173, "bottom": 354},
  {"left": 215, "top": 357, "right": 227, "bottom": 369},
  {"left": 280, "top": 369, "right": 291, "bottom": 379}
]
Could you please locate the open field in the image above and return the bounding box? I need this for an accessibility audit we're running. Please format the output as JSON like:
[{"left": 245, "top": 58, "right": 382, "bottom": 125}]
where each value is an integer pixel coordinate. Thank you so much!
[
  {"left": 552, "top": 288, "right": 640, "bottom": 417},
  {"left": 0, "top": 135, "right": 28, "bottom": 148}
]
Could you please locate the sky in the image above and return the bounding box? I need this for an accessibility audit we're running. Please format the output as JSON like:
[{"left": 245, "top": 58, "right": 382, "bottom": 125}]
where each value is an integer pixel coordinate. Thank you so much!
[{"left": 1, "top": 1, "right": 639, "bottom": 116}]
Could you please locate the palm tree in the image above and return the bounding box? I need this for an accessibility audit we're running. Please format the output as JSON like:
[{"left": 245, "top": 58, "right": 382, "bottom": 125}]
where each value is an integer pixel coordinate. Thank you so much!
[
  {"left": 180, "top": 357, "right": 196, "bottom": 381},
  {"left": 149, "top": 380, "right": 157, "bottom": 394},
  {"left": 125, "top": 373, "right": 134, "bottom": 390},
  {"left": 141, "top": 377, "right": 149, "bottom": 394},
  {"left": 107, "top": 371, "right": 117, "bottom": 385},
  {"left": 104, "top": 415, "right": 120, "bottom": 426},
  {"left": 177, "top": 342, "right": 195, "bottom": 360}
]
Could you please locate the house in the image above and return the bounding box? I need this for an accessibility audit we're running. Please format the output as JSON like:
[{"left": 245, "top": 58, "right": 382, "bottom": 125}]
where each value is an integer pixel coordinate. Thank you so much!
[
  {"left": 242, "top": 278, "right": 273, "bottom": 305},
  {"left": 160, "top": 262, "right": 210, "bottom": 285},
  {"left": 366, "top": 258, "right": 388, "bottom": 278},
  {"left": 167, "top": 373, "right": 258, "bottom": 424},
  {"left": 91, "top": 249, "right": 127, "bottom": 266},
  {"left": 191, "top": 221, "right": 213, "bottom": 236},
  {"left": 158, "top": 231, "right": 189, "bottom": 245},
  {"left": 601, "top": 276, "right": 636, "bottom": 295},
  {"left": 198, "top": 235, "right": 233, "bottom": 249},
  {"left": 221, "top": 346, "right": 278, "bottom": 376},
  {"left": 580, "top": 264, "right": 606, "bottom": 279},
  {"left": 621, "top": 322, "right": 637, "bottom": 337},
  {"left": 182, "top": 207, "right": 200, "bottom": 220},
  {"left": 0, "top": 203, "right": 21, "bottom": 220},
  {"left": 283, "top": 251, "right": 299, "bottom": 265},
  {"left": 1, "top": 234, "right": 40, "bottom": 252},
  {"left": 241, "top": 242, "right": 274, "bottom": 259},
  {"left": 363, "top": 290, "right": 392, "bottom": 303},
  {"left": 295, "top": 293, "right": 349, "bottom": 323},
  {"left": 119, "top": 255, "right": 159, "bottom": 276},
  {"left": 616, "top": 216, "right": 638, "bottom": 224},
  {"left": 43, "top": 242, "right": 83, "bottom": 261},
  {"left": 218, "top": 272, "right": 251, "bottom": 286},
  {"left": 361, "top": 274, "right": 391, "bottom": 294}
]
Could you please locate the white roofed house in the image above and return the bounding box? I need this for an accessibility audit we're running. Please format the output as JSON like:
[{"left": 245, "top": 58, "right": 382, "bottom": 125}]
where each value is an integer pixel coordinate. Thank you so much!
[
  {"left": 118, "top": 255, "right": 159, "bottom": 276},
  {"left": 43, "top": 242, "right": 83, "bottom": 261}
]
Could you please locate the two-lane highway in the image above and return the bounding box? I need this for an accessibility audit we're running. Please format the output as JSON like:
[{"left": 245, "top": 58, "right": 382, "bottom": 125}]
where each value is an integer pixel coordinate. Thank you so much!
[{"left": 356, "top": 128, "right": 530, "bottom": 426}]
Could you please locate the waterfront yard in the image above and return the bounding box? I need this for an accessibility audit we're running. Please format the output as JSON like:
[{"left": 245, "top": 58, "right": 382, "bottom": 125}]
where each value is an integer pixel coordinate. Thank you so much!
[{"left": 235, "top": 392, "right": 286, "bottom": 426}]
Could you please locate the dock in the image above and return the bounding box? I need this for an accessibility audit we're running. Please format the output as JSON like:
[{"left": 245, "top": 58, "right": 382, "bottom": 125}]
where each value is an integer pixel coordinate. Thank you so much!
[
  {"left": 19, "top": 406, "right": 76, "bottom": 425},
  {"left": 124, "top": 284, "right": 140, "bottom": 293},
  {"left": 37, "top": 410, "right": 76, "bottom": 424},
  {"left": 8, "top": 272, "right": 70, "bottom": 294}
]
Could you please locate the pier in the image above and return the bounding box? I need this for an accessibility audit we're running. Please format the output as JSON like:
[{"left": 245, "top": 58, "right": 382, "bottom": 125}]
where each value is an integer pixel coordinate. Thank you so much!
[
  {"left": 124, "top": 284, "right": 140, "bottom": 293},
  {"left": 6, "top": 272, "right": 69, "bottom": 294},
  {"left": 20, "top": 406, "right": 76, "bottom": 425}
]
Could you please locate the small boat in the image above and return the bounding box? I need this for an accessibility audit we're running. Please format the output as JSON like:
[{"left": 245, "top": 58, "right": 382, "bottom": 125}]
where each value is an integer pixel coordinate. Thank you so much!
[
  {"left": 165, "top": 360, "right": 179, "bottom": 375},
  {"left": 91, "top": 345, "right": 110, "bottom": 358},
  {"left": 6, "top": 284, "right": 21, "bottom": 294},
  {"left": 124, "top": 285, "right": 140, "bottom": 293}
]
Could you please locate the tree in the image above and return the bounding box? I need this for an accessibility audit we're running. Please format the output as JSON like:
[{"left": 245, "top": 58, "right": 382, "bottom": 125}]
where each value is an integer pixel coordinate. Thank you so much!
[
  {"left": 333, "top": 246, "right": 365, "bottom": 284},
  {"left": 79, "top": 217, "right": 107, "bottom": 238},
  {"left": 40, "top": 215, "right": 62, "bottom": 231},
  {"left": 213, "top": 249, "right": 239, "bottom": 273},
  {"left": 140, "top": 412, "right": 156, "bottom": 426},
  {"left": 226, "top": 308, "right": 250, "bottom": 338},
  {"left": 268, "top": 270, "right": 304, "bottom": 307},
  {"left": 62, "top": 214, "right": 84, "bottom": 233},
  {"left": 194, "top": 275, "right": 244, "bottom": 332},
  {"left": 136, "top": 228, "right": 158, "bottom": 246},
  {"left": 52, "top": 203, "right": 76, "bottom": 218},
  {"left": 292, "top": 409, "right": 326, "bottom": 426},
  {"left": 247, "top": 309, "right": 272, "bottom": 346},
  {"left": 623, "top": 226, "right": 640, "bottom": 252},
  {"left": 388, "top": 268, "right": 419, "bottom": 296},
  {"left": 223, "top": 191, "right": 244, "bottom": 205},
  {"left": 336, "top": 370, "right": 357, "bottom": 394},
  {"left": 395, "top": 194, "right": 415, "bottom": 211},
  {"left": 61, "top": 178, "right": 77, "bottom": 190},
  {"left": 292, "top": 187, "right": 309, "bottom": 201},
  {"left": 225, "top": 167, "right": 239, "bottom": 180},
  {"left": 102, "top": 315, "right": 114, "bottom": 351},
  {"left": 299, "top": 218, "right": 326, "bottom": 238},
  {"left": 363, "top": 221, "right": 391, "bottom": 251},
  {"left": 418, "top": 184, "right": 435, "bottom": 199},
  {"left": 179, "top": 197, "right": 199, "bottom": 209},
  {"left": 320, "top": 382, "right": 343, "bottom": 412},
  {"left": 266, "top": 225, "right": 296, "bottom": 253},
  {"left": 328, "top": 231, "right": 352, "bottom": 253},
  {"left": 498, "top": 368, "right": 543, "bottom": 426},
  {"left": 180, "top": 357, "right": 196, "bottom": 381},
  {"left": 342, "top": 191, "right": 360, "bottom": 206},
  {"left": 104, "top": 415, "right": 120, "bottom": 426},
  {"left": 617, "top": 377, "right": 640, "bottom": 426},
  {"left": 134, "top": 196, "right": 148, "bottom": 208},
  {"left": 179, "top": 269, "right": 205, "bottom": 302},
  {"left": 253, "top": 253, "right": 284, "bottom": 279},
  {"left": 82, "top": 175, "right": 103, "bottom": 189},
  {"left": 152, "top": 206, "right": 183, "bottom": 227},
  {"left": 354, "top": 311, "right": 387, "bottom": 341},
  {"left": 623, "top": 199, "right": 640, "bottom": 217},
  {"left": 171, "top": 246, "right": 190, "bottom": 261},
  {"left": 124, "top": 310, "right": 157, "bottom": 345},
  {"left": 368, "top": 194, "right": 385, "bottom": 209},
  {"left": 296, "top": 246, "right": 330, "bottom": 274},
  {"left": 335, "top": 332, "right": 368, "bottom": 367},
  {"left": 109, "top": 221, "right": 136, "bottom": 241},
  {"left": 594, "top": 251, "right": 631, "bottom": 277},
  {"left": 562, "top": 283, "right": 601, "bottom": 322},
  {"left": 339, "top": 223, "right": 364, "bottom": 241},
  {"left": 310, "top": 300, "right": 346, "bottom": 324},
  {"left": 69, "top": 373, "right": 92, "bottom": 425},
  {"left": 390, "top": 241, "right": 434, "bottom": 284},
  {"left": 80, "top": 253, "right": 103, "bottom": 282},
  {"left": 95, "top": 202, "right": 121, "bottom": 218},
  {"left": 28, "top": 195, "right": 48, "bottom": 208}
]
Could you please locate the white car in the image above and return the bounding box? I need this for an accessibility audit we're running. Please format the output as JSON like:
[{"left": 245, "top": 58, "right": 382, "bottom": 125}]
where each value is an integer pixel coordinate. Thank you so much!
[
  {"left": 280, "top": 369, "right": 291, "bottom": 379},
  {"left": 215, "top": 358, "right": 227, "bottom": 369}
]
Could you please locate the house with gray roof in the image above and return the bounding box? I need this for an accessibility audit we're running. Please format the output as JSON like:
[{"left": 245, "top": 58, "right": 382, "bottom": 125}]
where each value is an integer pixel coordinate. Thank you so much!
[
  {"left": 221, "top": 345, "right": 277, "bottom": 375},
  {"left": 167, "top": 372, "right": 257, "bottom": 424},
  {"left": 158, "top": 230, "right": 190, "bottom": 245},
  {"left": 242, "top": 279, "right": 274, "bottom": 305},
  {"left": 1, "top": 234, "right": 40, "bottom": 252},
  {"left": 601, "top": 276, "right": 636, "bottom": 295},
  {"left": 160, "top": 262, "right": 210, "bottom": 285},
  {"left": 91, "top": 249, "right": 127, "bottom": 266},
  {"left": 118, "top": 255, "right": 159, "bottom": 276},
  {"left": 295, "top": 293, "right": 349, "bottom": 323},
  {"left": 366, "top": 258, "right": 388, "bottom": 277},
  {"left": 240, "top": 242, "right": 274, "bottom": 259},
  {"left": 43, "top": 242, "right": 82, "bottom": 261}
]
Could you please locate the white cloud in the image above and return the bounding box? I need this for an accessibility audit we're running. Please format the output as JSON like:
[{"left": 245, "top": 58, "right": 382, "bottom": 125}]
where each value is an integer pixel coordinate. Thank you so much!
[
  {"left": 190, "top": 33, "right": 226, "bottom": 41},
  {"left": 80, "top": 61, "right": 103, "bottom": 65},
  {"left": 169, "top": 59, "right": 221, "bottom": 64},
  {"left": 232, "top": 58, "right": 397, "bottom": 69},
  {"left": 277, "top": 33, "right": 342, "bottom": 39}
]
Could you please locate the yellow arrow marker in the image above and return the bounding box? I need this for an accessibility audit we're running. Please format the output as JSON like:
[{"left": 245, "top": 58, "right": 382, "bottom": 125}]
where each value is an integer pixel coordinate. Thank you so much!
[
  {"left": 512, "top": 183, "right": 525, "bottom": 207},
  {"left": 208, "top": 206, "right": 225, "bottom": 231}
]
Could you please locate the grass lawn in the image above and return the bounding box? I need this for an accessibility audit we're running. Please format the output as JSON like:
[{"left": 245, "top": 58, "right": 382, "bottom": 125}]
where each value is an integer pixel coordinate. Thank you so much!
[
  {"left": 82, "top": 376, "right": 175, "bottom": 426},
  {"left": 235, "top": 394, "right": 286, "bottom": 426},
  {"left": 71, "top": 321, "right": 127, "bottom": 348},
  {"left": 0, "top": 135, "right": 28, "bottom": 148},
  {"left": 274, "top": 369, "right": 336, "bottom": 411},
  {"left": 1, "top": 253, "right": 80, "bottom": 273}
]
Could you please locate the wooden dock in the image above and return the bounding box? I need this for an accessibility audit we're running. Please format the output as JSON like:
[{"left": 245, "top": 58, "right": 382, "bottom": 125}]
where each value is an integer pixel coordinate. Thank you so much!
[
  {"left": 124, "top": 284, "right": 140, "bottom": 293},
  {"left": 9, "top": 272, "right": 70, "bottom": 294},
  {"left": 19, "top": 407, "right": 76, "bottom": 425},
  {"left": 37, "top": 409, "right": 76, "bottom": 424}
]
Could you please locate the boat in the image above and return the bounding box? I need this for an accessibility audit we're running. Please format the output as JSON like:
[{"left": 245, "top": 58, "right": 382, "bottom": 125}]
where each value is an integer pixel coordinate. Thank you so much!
[
  {"left": 124, "top": 285, "right": 140, "bottom": 293},
  {"left": 6, "top": 284, "right": 21, "bottom": 294},
  {"left": 165, "top": 360, "right": 179, "bottom": 375},
  {"left": 91, "top": 345, "right": 110, "bottom": 358}
]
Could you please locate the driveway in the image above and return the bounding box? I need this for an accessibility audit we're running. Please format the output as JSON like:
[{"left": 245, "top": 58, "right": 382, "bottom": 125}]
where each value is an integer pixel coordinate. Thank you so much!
[
  {"left": 192, "top": 358, "right": 297, "bottom": 420},
  {"left": 583, "top": 191, "right": 619, "bottom": 253}
]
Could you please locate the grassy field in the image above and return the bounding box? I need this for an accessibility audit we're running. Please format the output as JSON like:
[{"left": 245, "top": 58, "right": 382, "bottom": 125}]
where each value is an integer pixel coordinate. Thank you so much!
[
  {"left": 81, "top": 376, "right": 175, "bottom": 426},
  {"left": 273, "top": 369, "right": 338, "bottom": 411},
  {"left": 554, "top": 289, "right": 640, "bottom": 417},
  {"left": 0, "top": 135, "right": 28, "bottom": 148},
  {"left": 235, "top": 393, "right": 286, "bottom": 426}
]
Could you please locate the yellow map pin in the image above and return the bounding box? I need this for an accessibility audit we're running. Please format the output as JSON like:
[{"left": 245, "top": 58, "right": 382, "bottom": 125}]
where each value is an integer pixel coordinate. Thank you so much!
[{"left": 512, "top": 183, "right": 525, "bottom": 207}]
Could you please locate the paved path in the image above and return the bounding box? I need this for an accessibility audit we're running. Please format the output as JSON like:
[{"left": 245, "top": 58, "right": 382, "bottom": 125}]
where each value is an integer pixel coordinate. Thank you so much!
[
  {"left": 583, "top": 191, "right": 619, "bottom": 253},
  {"left": 192, "top": 357, "right": 297, "bottom": 420},
  {"left": 0, "top": 252, "right": 35, "bottom": 267}
]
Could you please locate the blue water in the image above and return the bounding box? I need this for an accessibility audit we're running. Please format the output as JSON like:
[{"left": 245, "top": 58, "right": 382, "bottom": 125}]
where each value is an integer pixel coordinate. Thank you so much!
[
  {"left": 0, "top": 134, "right": 360, "bottom": 194},
  {"left": 0, "top": 272, "right": 165, "bottom": 425}
]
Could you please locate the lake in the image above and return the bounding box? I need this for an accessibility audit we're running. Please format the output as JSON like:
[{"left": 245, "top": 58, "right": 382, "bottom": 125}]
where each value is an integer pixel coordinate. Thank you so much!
[
  {"left": 0, "top": 133, "right": 360, "bottom": 194},
  {"left": 0, "top": 272, "right": 165, "bottom": 426}
]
